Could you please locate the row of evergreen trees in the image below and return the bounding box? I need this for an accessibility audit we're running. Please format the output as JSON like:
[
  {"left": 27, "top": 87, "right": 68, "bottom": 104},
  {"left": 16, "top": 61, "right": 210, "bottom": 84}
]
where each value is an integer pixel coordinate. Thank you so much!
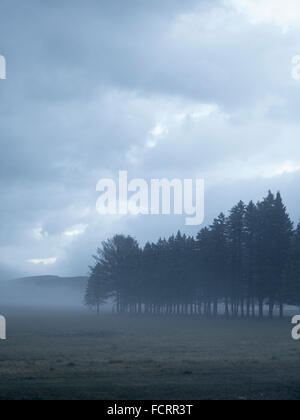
[{"left": 85, "top": 191, "right": 300, "bottom": 318}]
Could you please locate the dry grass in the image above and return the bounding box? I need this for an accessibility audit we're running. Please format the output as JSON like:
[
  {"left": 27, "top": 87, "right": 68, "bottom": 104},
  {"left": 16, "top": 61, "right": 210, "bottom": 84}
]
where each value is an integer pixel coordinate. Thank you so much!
[{"left": 0, "top": 307, "right": 299, "bottom": 400}]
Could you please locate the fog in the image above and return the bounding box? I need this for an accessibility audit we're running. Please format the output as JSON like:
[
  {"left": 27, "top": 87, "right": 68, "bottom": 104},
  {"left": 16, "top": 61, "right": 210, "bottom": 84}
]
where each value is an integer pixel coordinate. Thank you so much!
[{"left": 0, "top": 276, "right": 88, "bottom": 308}]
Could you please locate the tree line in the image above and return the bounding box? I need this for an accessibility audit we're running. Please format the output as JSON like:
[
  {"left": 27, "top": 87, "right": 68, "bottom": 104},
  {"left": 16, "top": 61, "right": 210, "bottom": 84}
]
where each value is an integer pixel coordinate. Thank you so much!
[{"left": 85, "top": 191, "right": 300, "bottom": 318}]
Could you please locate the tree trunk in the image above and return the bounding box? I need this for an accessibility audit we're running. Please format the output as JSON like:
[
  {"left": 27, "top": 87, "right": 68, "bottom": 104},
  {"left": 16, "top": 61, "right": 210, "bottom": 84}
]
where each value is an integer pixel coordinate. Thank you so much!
[
  {"left": 225, "top": 298, "right": 229, "bottom": 318},
  {"left": 269, "top": 299, "right": 274, "bottom": 318},
  {"left": 247, "top": 297, "right": 251, "bottom": 318},
  {"left": 259, "top": 298, "right": 264, "bottom": 318},
  {"left": 241, "top": 297, "right": 245, "bottom": 318},
  {"left": 279, "top": 302, "right": 284, "bottom": 318},
  {"left": 213, "top": 299, "right": 218, "bottom": 317},
  {"left": 251, "top": 297, "right": 255, "bottom": 318}
]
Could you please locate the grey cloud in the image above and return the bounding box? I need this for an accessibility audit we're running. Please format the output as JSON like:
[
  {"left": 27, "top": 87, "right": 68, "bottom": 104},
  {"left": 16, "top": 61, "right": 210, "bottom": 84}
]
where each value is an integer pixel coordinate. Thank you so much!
[{"left": 1, "top": 0, "right": 300, "bottom": 277}]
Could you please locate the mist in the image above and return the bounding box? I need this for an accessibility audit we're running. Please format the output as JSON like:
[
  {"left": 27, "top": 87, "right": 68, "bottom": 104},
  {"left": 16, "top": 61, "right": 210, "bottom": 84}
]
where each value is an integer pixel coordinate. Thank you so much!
[
  {"left": 1, "top": 0, "right": 300, "bottom": 402},
  {"left": 0, "top": 276, "right": 87, "bottom": 308}
]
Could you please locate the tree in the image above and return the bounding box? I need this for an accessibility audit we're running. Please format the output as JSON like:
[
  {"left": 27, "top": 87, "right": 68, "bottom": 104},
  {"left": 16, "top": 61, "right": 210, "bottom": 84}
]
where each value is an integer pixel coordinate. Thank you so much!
[
  {"left": 272, "top": 192, "right": 293, "bottom": 317},
  {"left": 86, "top": 191, "right": 296, "bottom": 320},
  {"left": 209, "top": 213, "right": 229, "bottom": 317},
  {"left": 85, "top": 263, "right": 111, "bottom": 315},
  {"left": 244, "top": 201, "right": 259, "bottom": 317},
  {"left": 286, "top": 224, "right": 300, "bottom": 307},
  {"left": 88, "top": 235, "right": 141, "bottom": 314},
  {"left": 256, "top": 192, "right": 293, "bottom": 317},
  {"left": 227, "top": 201, "right": 246, "bottom": 317}
]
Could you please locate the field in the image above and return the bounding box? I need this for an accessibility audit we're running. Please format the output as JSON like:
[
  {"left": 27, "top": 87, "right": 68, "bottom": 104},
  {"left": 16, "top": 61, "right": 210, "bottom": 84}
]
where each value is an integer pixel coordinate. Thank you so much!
[{"left": 0, "top": 308, "right": 299, "bottom": 400}]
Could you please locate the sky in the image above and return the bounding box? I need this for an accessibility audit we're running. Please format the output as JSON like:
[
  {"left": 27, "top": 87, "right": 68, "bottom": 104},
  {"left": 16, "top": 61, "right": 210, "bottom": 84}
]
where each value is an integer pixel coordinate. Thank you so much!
[{"left": 1, "top": 0, "right": 300, "bottom": 278}]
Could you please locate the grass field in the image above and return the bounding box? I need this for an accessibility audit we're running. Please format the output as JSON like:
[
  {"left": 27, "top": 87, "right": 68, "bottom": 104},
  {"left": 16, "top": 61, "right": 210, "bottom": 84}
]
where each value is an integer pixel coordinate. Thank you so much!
[{"left": 0, "top": 307, "right": 299, "bottom": 400}]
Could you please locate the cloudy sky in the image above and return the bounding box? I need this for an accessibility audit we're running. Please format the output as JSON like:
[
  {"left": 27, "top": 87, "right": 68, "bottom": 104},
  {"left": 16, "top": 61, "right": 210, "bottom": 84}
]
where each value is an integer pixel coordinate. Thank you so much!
[{"left": 1, "top": 0, "right": 300, "bottom": 278}]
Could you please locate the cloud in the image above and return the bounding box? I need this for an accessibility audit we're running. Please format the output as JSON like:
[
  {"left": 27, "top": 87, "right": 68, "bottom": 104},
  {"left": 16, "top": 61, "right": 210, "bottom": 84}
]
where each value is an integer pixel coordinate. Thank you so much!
[
  {"left": 64, "top": 224, "right": 88, "bottom": 237},
  {"left": 32, "top": 227, "right": 48, "bottom": 241},
  {"left": 28, "top": 258, "right": 57, "bottom": 266},
  {"left": 0, "top": 0, "right": 300, "bottom": 277},
  {"left": 230, "top": 0, "right": 300, "bottom": 31},
  {"left": 267, "top": 161, "right": 300, "bottom": 178}
]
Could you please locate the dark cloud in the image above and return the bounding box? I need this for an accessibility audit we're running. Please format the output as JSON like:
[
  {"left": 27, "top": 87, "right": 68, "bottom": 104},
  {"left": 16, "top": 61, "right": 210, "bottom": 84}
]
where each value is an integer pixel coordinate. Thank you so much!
[{"left": 0, "top": 0, "right": 300, "bottom": 277}]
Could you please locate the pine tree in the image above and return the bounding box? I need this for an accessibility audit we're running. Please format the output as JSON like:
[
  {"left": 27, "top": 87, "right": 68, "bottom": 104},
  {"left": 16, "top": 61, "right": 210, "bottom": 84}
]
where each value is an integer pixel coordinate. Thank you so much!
[
  {"left": 227, "top": 201, "right": 246, "bottom": 317},
  {"left": 86, "top": 191, "right": 296, "bottom": 320},
  {"left": 209, "top": 213, "right": 229, "bottom": 317},
  {"left": 272, "top": 192, "right": 293, "bottom": 317},
  {"left": 85, "top": 263, "right": 112, "bottom": 315},
  {"left": 244, "top": 201, "right": 259, "bottom": 317},
  {"left": 287, "top": 224, "right": 300, "bottom": 308}
]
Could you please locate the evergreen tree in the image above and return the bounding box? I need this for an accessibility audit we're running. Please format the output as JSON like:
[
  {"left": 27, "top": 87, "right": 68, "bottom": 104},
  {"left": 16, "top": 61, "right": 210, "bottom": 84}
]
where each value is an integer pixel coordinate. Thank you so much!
[
  {"left": 85, "top": 263, "right": 111, "bottom": 315},
  {"left": 86, "top": 191, "right": 297, "bottom": 320},
  {"left": 287, "top": 224, "right": 300, "bottom": 307},
  {"left": 227, "top": 201, "right": 246, "bottom": 317},
  {"left": 209, "top": 213, "right": 229, "bottom": 317},
  {"left": 272, "top": 192, "right": 293, "bottom": 317},
  {"left": 244, "top": 201, "right": 259, "bottom": 317}
]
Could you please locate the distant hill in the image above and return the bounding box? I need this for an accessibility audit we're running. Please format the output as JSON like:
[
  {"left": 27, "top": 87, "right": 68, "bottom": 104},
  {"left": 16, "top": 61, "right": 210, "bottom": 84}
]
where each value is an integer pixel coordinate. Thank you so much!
[{"left": 0, "top": 275, "right": 88, "bottom": 307}]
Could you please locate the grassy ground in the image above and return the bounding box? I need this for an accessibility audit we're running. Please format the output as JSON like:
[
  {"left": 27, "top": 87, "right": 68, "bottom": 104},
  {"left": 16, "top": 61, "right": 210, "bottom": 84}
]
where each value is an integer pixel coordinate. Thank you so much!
[{"left": 0, "top": 307, "right": 299, "bottom": 400}]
